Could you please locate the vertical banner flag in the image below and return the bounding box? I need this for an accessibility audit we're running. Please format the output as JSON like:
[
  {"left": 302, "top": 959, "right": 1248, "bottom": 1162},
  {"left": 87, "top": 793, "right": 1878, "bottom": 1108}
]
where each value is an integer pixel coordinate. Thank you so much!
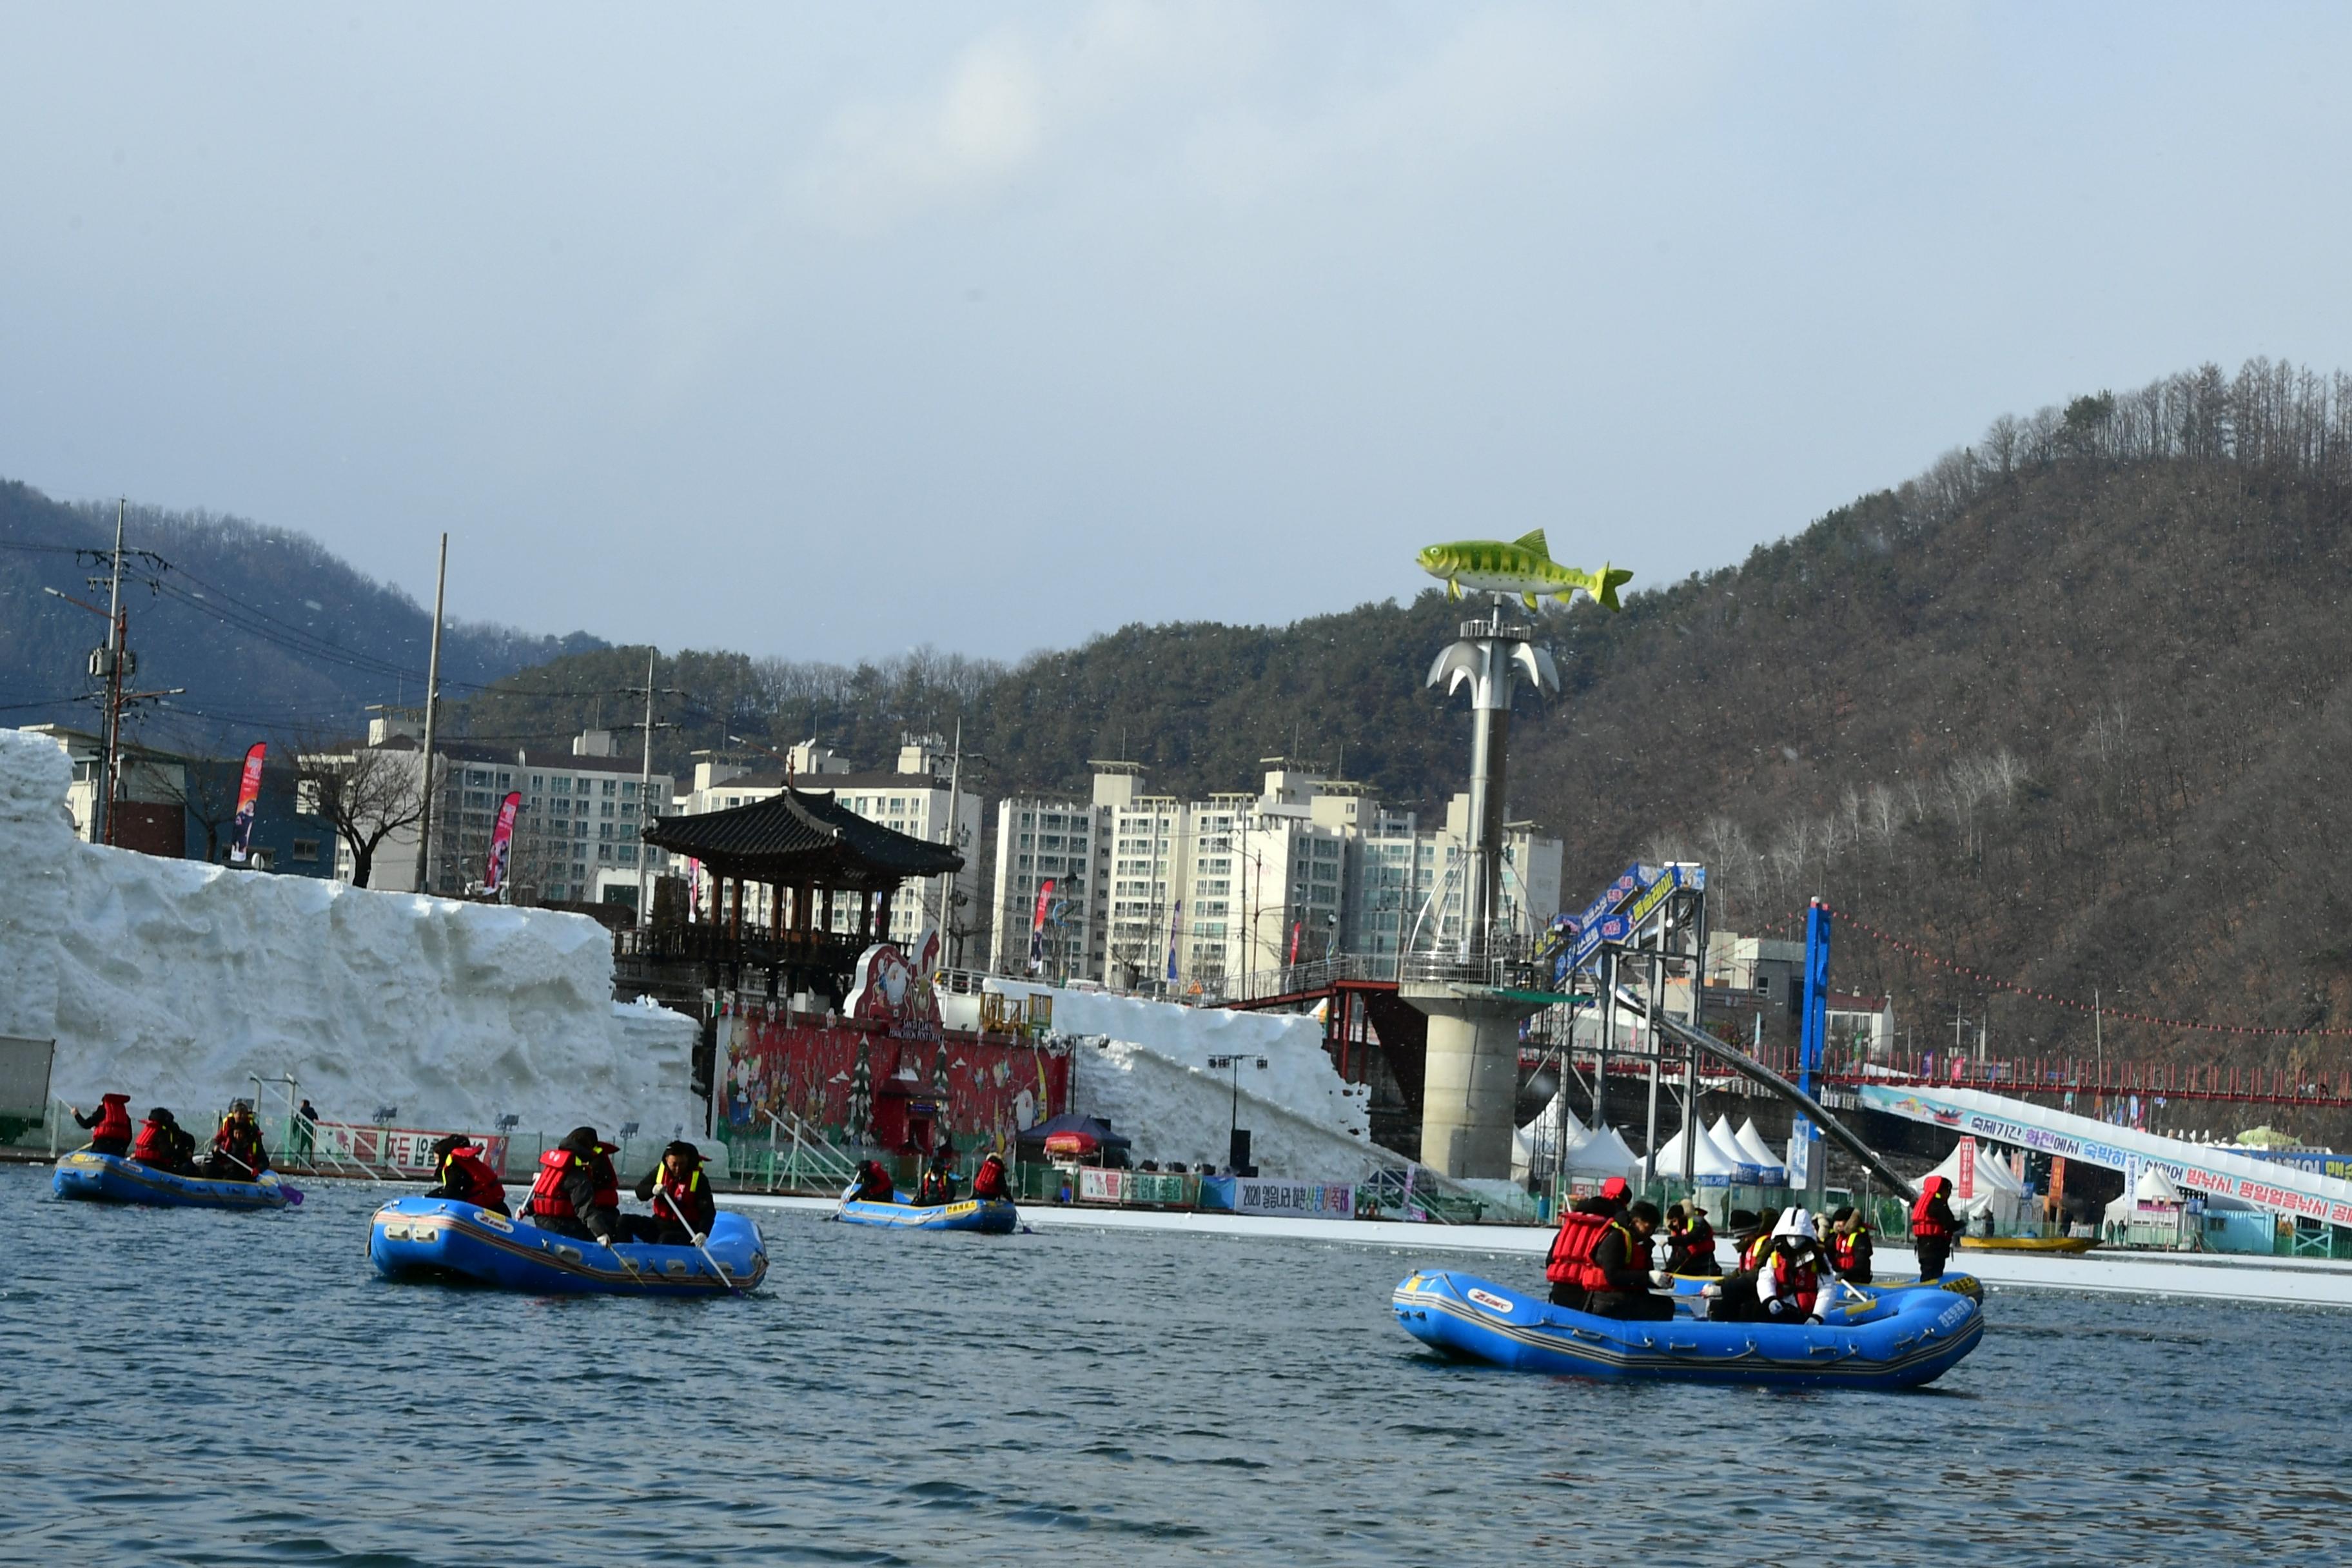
[
  {"left": 1166, "top": 898, "right": 1182, "bottom": 983},
  {"left": 1028, "top": 879, "right": 1055, "bottom": 973},
  {"left": 484, "top": 792, "right": 522, "bottom": 894},
  {"left": 1956, "top": 1137, "right": 1977, "bottom": 1202},
  {"left": 2122, "top": 1153, "right": 2143, "bottom": 1215},
  {"left": 227, "top": 742, "right": 267, "bottom": 863},
  {"left": 2049, "top": 1156, "right": 2068, "bottom": 1219},
  {"left": 1288, "top": 919, "right": 1302, "bottom": 965}
]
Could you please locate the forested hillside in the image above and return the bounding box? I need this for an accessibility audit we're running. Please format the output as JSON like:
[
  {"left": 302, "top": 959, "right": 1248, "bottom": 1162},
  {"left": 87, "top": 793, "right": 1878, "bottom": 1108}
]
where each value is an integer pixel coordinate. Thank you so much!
[
  {"left": 0, "top": 483, "right": 603, "bottom": 755},
  {"left": 458, "top": 359, "right": 2352, "bottom": 1079}
]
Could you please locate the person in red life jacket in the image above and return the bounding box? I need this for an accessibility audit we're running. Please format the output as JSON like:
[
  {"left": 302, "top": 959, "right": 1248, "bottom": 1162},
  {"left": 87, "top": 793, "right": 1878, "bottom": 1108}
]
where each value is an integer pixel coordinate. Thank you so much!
[
  {"left": 204, "top": 1100, "right": 272, "bottom": 1181},
  {"left": 844, "top": 1158, "right": 898, "bottom": 1204},
  {"left": 1660, "top": 1202, "right": 1721, "bottom": 1277},
  {"left": 527, "top": 1126, "right": 622, "bottom": 1244},
  {"left": 1756, "top": 1208, "right": 1825, "bottom": 1322},
  {"left": 1827, "top": 1204, "right": 1874, "bottom": 1284},
  {"left": 131, "top": 1108, "right": 194, "bottom": 1172},
  {"left": 74, "top": 1093, "right": 135, "bottom": 1157},
  {"left": 425, "top": 1134, "right": 509, "bottom": 1215},
  {"left": 1543, "top": 1176, "right": 1632, "bottom": 1309},
  {"left": 970, "top": 1152, "right": 1012, "bottom": 1202},
  {"left": 913, "top": 1147, "right": 959, "bottom": 1206},
  {"left": 1703, "top": 1208, "right": 1769, "bottom": 1322},
  {"left": 1582, "top": 1200, "right": 1674, "bottom": 1320},
  {"left": 1911, "top": 1175, "right": 1961, "bottom": 1280},
  {"left": 624, "top": 1141, "right": 718, "bottom": 1244}
]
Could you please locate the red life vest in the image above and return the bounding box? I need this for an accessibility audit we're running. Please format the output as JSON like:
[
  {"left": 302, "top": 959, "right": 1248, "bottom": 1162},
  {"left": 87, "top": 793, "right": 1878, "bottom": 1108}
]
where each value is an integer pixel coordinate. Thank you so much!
[
  {"left": 654, "top": 1167, "right": 708, "bottom": 1227},
  {"left": 92, "top": 1096, "right": 133, "bottom": 1142},
  {"left": 1769, "top": 1250, "right": 1820, "bottom": 1313},
  {"left": 440, "top": 1148, "right": 505, "bottom": 1209},
  {"left": 528, "top": 1148, "right": 617, "bottom": 1218},
  {"left": 1912, "top": 1180, "right": 1955, "bottom": 1239},
  {"left": 131, "top": 1117, "right": 173, "bottom": 1164},
  {"left": 1830, "top": 1229, "right": 1865, "bottom": 1271},
  {"left": 1545, "top": 1211, "right": 1611, "bottom": 1286},
  {"left": 1742, "top": 1231, "right": 1774, "bottom": 1271},
  {"left": 972, "top": 1157, "right": 1009, "bottom": 1200}
]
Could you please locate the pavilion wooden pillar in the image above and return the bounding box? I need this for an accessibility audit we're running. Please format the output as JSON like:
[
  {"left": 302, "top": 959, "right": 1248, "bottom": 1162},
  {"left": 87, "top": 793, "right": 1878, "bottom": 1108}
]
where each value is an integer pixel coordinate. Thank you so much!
[
  {"left": 859, "top": 889, "right": 874, "bottom": 941},
  {"left": 729, "top": 876, "right": 743, "bottom": 943},
  {"left": 876, "top": 888, "right": 894, "bottom": 943},
  {"left": 821, "top": 886, "right": 834, "bottom": 938}
]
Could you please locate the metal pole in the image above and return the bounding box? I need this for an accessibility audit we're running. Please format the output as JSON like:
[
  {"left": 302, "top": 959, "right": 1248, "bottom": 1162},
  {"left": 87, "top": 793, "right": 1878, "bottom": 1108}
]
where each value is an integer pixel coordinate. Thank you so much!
[
  {"left": 1683, "top": 886, "right": 1705, "bottom": 1188},
  {"left": 1642, "top": 951, "right": 1663, "bottom": 1186},
  {"left": 1596, "top": 949, "right": 1616, "bottom": 1129},
  {"left": 97, "top": 499, "right": 126, "bottom": 845},
  {"left": 937, "top": 721, "right": 961, "bottom": 956},
  {"left": 411, "top": 532, "right": 448, "bottom": 894},
  {"left": 636, "top": 645, "right": 656, "bottom": 923}
]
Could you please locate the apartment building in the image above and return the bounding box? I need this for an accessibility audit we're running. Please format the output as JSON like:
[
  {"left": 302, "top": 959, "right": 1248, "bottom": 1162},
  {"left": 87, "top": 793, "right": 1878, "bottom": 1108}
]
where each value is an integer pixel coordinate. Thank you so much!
[{"left": 986, "top": 764, "right": 1132, "bottom": 979}]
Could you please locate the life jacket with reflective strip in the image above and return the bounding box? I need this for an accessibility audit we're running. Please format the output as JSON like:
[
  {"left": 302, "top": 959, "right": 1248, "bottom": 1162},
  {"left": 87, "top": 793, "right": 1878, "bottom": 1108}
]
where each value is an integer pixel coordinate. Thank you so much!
[
  {"left": 130, "top": 1117, "right": 175, "bottom": 1164},
  {"left": 213, "top": 1114, "right": 265, "bottom": 1167},
  {"left": 440, "top": 1147, "right": 505, "bottom": 1209},
  {"left": 972, "top": 1156, "right": 1009, "bottom": 1200},
  {"left": 1769, "top": 1249, "right": 1820, "bottom": 1313},
  {"left": 1742, "top": 1231, "right": 1774, "bottom": 1271},
  {"left": 1830, "top": 1228, "right": 1867, "bottom": 1272},
  {"left": 654, "top": 1166, "right": 708, "bottom": 1226},
  {"left": 92, "top": 1096, "right": 133, "bottom": 1142},
  {"left": 1576, "top": 1217, "right": 1647, "bottom": 1292},
  {"left": 1545, "top": 1211, "right": 1611, "bottom": 1284}
]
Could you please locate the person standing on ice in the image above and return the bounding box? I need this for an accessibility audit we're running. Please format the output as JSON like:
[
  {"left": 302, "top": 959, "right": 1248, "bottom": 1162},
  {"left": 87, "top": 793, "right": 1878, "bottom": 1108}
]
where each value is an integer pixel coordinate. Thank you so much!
[
  {"left": 425, "top": 1134, "right": 509, "bottom": 1215},
  {"left": 526, "top": 1126, "right": 622, "bottom": 1244},
  {"left": 73, "top": 1093, "right": 134, "bottom": 1156},
  {"left": 1910, "top": 1175, "right": 1961, "bottom": 1281}
]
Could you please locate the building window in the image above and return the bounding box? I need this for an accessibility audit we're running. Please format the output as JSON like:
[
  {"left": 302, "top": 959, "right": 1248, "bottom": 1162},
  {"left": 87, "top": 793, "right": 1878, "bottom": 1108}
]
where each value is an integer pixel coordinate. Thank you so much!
[
  {"left": 553, "top": 777, "right": 571, "bottom": 796},
  {"left": 602, "top": 779, "right": 618, "bottom": 796},
  {"left": 602, "top": 800, "right": 615, "bottom": 818},
  {"left": 291, "top": 838, "right": 320, "bottom": 863},
  {"left": 622, "top": 781, "right": 637, "bottom": 799},
  {"left": 618, "top": 845, "right": 637, "bottom": 865}
]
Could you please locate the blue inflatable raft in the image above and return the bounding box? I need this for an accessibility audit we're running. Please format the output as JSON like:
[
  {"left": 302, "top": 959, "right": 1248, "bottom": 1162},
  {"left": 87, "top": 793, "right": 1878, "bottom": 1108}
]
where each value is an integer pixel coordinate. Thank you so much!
[
  {"left": 1392, "top": 1269, "right": 1984, "bottom": 1389},
  {"left": 52, "top": 1150, "right": 293, "bottom": 1211},
  {"left": 369, "top": 1195, "right": 767, "bottom": 1295},
  {"left": 836, "top": 1195, "right": 1019, "bottom": 1233}
]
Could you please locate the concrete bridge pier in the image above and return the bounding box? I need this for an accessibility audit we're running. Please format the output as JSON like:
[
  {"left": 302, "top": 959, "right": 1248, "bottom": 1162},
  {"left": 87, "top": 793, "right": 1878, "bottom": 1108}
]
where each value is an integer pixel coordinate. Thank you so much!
[{"left": 1406, "top": 983, "right": 1543, "bottom": 1180}]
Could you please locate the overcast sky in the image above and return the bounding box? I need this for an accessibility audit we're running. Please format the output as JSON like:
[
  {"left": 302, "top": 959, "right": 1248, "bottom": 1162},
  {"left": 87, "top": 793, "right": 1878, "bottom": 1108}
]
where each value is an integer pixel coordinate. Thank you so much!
[{"left": 5, "top": 4, "right": 2349, "bottom": 662}]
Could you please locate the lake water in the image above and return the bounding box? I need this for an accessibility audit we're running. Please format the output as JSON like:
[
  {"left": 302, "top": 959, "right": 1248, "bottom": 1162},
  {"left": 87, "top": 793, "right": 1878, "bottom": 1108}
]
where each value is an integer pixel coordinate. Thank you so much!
[{"left": 3, "top": 1163, "right": 2346, "bottom": 1566}]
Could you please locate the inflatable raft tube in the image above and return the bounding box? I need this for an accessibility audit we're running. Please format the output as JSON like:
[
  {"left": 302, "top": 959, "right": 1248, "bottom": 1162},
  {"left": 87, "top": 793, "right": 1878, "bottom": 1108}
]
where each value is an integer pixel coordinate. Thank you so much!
[
  {"left": 836, "top": 1195, "right": 1019, "bottom": 1233},
  {"left": 52, "top": 1150, "right": 293, "bottom": 1211},
  {"left": 1393, "top": 1269, "right": 1984, "bottom": 1389},
  {"left": 368, "top": 1195, "right": 767, "bottom": 1295}
]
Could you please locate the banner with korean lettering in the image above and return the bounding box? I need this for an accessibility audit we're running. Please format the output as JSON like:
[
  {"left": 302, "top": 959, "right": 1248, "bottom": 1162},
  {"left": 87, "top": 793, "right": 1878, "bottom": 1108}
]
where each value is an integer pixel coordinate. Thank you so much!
[
  {"left": 1204, "top": 1177, "right": 1357, "bottom": 1220},
  {"left": 227, "top": 742, "right": 266, "bottom": 863},
  {"left": 484, "top": 791, "right": 522, "bottom": 894},
  {"left": 1957, "top": 1137, "right": 1977, "bottom": 1200}
]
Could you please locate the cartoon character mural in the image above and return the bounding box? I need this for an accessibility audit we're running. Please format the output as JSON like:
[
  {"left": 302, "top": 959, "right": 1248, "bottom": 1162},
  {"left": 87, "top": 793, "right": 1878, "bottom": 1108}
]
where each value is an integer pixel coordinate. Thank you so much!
[{"left": 717, "top": 932, "right": 1070, "bottom": 1153}]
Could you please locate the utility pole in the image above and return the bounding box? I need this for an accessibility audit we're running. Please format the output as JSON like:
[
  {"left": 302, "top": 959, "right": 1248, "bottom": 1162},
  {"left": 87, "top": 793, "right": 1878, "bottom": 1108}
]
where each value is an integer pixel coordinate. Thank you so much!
[
  {"left": 936, "top": 721, "right": 974, "bottom": 962},
  {"left": 97, "top": 499, "right": 126, "bottom": 845},
  {"left": 411, "top": 533, "right": 448, "bottom": 894},
  {"left": 625, "top": 649, "right": 681, "bottom": 925}
]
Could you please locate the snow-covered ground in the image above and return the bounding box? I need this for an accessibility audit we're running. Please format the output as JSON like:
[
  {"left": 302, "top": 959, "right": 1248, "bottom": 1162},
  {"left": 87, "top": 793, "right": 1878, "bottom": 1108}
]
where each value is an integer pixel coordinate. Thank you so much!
[
  {"left": 984, "top": 981, "right": 1386, "bottom": 1177},
  {"left": 0, "top": 728, "right": 696, "bottom": 1138}
]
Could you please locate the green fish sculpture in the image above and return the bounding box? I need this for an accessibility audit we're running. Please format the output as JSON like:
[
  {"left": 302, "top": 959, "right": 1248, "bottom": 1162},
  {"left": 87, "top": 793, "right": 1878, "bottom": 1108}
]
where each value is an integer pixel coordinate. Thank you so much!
[{"left": 1415, "top": 531, "right": 1631, "bottom": 611}]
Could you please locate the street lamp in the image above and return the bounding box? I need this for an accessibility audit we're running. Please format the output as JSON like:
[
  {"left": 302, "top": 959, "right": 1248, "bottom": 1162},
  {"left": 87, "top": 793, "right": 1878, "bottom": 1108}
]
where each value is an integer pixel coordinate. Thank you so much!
[{"left": 1206, "top": 1055, "right": 1266, "bottom": 1175}]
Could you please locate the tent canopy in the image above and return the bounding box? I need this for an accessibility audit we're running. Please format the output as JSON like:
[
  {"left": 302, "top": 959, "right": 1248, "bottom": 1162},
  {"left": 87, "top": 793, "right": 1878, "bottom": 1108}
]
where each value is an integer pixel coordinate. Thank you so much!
[
  {"left": 1565, "top": 1125, "right": 1642, "bottom": 1180},
  {"left": 1732, "top": 1117, "right": 1788, "bottom": 1176},
  {"left": 1926, "top": 1137, "right": 2024, "bottom": 1228}
]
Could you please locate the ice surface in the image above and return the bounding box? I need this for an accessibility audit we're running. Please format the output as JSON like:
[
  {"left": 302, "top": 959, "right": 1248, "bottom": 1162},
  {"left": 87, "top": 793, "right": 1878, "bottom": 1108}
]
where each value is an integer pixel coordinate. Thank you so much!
[{"left": 0, "top": 729, "right": 695, "bottom": 1137}]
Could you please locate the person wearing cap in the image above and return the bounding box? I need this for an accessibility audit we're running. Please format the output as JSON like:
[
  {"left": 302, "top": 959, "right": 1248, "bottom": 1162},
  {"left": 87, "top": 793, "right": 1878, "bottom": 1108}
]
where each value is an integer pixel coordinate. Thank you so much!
[
  {"left": 1742, "top": 1207, "right": 1781, "bottom": 1273},
  {"left": 1702, "top": 1209, "right": 1767, "bottom": 1321},
  {"left": 527, "top": 1126, "right": 622, "bottom": 1244},
  {"left": 625, "top": 1141, "right": 718, "bottom": 1244},
  {"left": 74, "top": 1092, "right": 135, "bottom": 1157},
  {"left": 1661, "top": 1202, "right": 1721, "bottom": 1277},
  {"left": 131, "top": 1107, "right": 192, "bottom": 1172},
  {"left": 1910, "top": 1175, "right": 1961, "bottom": 1280},
  {"left": 203, "top": 1099, "right": 271, "bottom": 1181},
  {"left": 424, "top": 1134, "right": 509, "bottom": 1214},
  {"left": 1756, "top": 1208, "right": 1826, "bottom": 1322},
  {"left": 1582, "top": 1200, "right": 1674, "bottom": 1320},
  {"left": 1543, "top": 1175, "right": 1634, "bottom": 1311},
  {"left": 846, "top": 1158, "right": 898, "bottom": 1204},
  {"left": 1827, "top": 1205, "right": 1874, "bottom": 1284}
]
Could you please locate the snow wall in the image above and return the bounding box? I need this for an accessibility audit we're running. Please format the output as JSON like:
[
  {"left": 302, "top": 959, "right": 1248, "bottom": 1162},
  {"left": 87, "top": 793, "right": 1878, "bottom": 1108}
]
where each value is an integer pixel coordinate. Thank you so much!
[
  {"left": 0, "top": 728, "right": 696, "bottom": 1139},
  {"left": 987, "top": 981, "right": 1384, "bottom": 1179}
]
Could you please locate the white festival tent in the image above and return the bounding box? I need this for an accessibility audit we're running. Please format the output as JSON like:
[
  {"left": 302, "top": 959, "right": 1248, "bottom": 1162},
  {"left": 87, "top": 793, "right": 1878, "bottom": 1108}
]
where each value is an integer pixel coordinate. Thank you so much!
[
  {"left": 1708, "top": 1115, "right": 1776, "bottom": 1183},
  {"left": 1651, "top": 1121, "right": 1747, "bottom": 1186},
  {"left": 1926, "top": 1137, "right": 2026, "bottom": 1231},
  {"left": 1732, "top": 1117, "right": 1789, "bottom": 1181},
  {"left": 1565, "top": 1124, "right": 1643, "bottom": 1181},
  {"left": 1511, "top": 1090, "right": 1590, "bottom": 1180},
  {"left": 2103, "top": 1164, "right": 2186, "bottom": 1230}
]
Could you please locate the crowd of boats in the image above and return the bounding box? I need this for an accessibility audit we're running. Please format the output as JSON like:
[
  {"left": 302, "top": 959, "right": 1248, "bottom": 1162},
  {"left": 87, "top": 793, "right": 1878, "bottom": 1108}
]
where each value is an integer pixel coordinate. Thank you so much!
[{"left": 48, "top": 1095, "right": 1987, "bottom": 1390}]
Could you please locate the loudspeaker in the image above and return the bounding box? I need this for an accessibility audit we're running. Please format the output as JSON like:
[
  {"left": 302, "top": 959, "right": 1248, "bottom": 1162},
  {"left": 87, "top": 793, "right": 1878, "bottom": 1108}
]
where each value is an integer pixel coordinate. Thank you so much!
[{"left": 1228, "top": 1128, "right": 1252, "bottom": 1173}]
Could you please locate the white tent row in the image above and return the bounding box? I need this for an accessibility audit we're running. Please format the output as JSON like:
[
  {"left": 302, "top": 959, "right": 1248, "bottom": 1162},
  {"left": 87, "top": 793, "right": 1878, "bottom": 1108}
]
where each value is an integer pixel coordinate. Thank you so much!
[
  {"left": 1652, "top": 1121, "right": 1752, "bottom": 1186},
  {"left": 1732, "top": 1117, "right": 1788, "bottom": 1182},
  {"left": 1926, "top": 1137, "right": 2027, "bottom": 1231},
  {"left": 2104, "top": 1164, "right": 2186, "bottom": 1230},
  {"left": 1511, "top": 1092, "right": 1645, "bottom": 1182}
]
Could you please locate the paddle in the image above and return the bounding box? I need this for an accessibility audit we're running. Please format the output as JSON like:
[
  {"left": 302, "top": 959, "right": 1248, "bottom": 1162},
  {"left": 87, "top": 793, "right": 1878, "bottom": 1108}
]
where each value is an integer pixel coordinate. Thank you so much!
[
  {"left": 659, "top": 1189, "right": 745, "bottom": 1298},
  {"left": 218, "top": 1148, "right": 304, "bottom": 1206}
]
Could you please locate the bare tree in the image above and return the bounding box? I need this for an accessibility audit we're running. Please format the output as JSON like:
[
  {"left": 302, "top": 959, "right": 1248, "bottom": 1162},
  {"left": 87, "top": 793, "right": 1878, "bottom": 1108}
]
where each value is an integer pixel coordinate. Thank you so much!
[
  {"left": 294, "top": 736, "right": 429, "bottom": 888},
  {"left": 157, "top": 754, "right": 242, "bottom": 865}
]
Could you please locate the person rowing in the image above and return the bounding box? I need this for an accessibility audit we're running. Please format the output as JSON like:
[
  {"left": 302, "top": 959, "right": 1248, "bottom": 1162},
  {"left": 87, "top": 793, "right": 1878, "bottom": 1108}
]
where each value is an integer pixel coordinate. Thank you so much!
[{"left": 625, "top": 1141, "right": 716, "bottom": 1245}]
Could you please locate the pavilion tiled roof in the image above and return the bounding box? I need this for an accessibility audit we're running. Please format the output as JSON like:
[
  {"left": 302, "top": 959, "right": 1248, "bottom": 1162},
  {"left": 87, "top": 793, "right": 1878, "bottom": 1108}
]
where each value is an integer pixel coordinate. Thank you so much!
[{"left": 642, "top": 786, "right": 961, "bottom": 890}]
